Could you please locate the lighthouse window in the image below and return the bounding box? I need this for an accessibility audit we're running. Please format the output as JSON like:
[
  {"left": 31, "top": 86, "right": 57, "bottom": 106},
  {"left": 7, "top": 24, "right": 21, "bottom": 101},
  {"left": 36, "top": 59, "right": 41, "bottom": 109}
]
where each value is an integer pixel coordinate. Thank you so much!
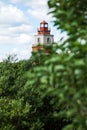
[
  {"left": 47, "top": 38, "right": 50, "bottom": 43},
  {"left": 37, "top": 38, "right": 40, "bottom": 43},
  {"left": 41, "top": 24, "right": 44, "bottom": 27},
  {"left": 45, "top": 24, "right": 48, "bottom": 27}
]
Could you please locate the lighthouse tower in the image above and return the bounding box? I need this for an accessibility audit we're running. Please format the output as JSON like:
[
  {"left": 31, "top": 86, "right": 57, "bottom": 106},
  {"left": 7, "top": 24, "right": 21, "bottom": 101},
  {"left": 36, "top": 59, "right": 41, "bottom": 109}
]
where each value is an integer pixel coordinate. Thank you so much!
[{"left": 32, "top": 20, "right": 54, "bottom": 52}]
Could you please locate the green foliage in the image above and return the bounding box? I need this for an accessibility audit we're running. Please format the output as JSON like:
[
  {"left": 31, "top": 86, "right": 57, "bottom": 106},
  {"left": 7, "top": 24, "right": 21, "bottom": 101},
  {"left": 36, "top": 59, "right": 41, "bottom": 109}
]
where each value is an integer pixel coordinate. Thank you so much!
[
  {"left": 0, "top": 55, "right": 32, "bottom": 130},
  {"left": 25, "top": 45, "right": 87, "bottom": 129},
  {"left": 30, "top": 44, "right": 56, "bottom": 66},
  {"left": 48, "top": 0, "right": 87, "bottom": 40}
]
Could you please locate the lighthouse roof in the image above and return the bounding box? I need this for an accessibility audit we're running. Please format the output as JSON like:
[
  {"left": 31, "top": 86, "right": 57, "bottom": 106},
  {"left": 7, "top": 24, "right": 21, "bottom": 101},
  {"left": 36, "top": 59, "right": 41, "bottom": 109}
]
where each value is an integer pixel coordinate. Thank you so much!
[{"left": 40, "top": 20, "right": 48, "bottom": 24}]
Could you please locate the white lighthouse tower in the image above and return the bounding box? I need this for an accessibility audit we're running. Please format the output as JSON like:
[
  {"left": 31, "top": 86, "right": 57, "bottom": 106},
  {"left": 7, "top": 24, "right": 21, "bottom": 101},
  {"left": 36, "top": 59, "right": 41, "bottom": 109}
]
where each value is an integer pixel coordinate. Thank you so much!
[{"left": 32, "top": 20, "right": 54, "bottom": 52}]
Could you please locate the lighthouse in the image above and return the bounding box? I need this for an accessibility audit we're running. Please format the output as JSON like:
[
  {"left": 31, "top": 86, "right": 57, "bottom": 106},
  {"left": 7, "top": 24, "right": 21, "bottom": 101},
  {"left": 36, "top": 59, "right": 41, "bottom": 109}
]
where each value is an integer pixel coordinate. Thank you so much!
[{"left": 32, "top": 20, "right": 54, "bottom": 52}]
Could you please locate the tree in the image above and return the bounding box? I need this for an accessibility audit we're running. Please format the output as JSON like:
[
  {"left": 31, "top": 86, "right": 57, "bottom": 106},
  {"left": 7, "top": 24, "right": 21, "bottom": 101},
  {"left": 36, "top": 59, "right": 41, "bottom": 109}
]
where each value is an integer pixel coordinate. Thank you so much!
[
  {"left": 0, "top": 56, "right": 32, "bottom": 130},
  {"left": 48, "top": 0, "right": 87, "bottom": 41},
  {"left": 24, "top": 0, "right": 87, "bottom": 129}
]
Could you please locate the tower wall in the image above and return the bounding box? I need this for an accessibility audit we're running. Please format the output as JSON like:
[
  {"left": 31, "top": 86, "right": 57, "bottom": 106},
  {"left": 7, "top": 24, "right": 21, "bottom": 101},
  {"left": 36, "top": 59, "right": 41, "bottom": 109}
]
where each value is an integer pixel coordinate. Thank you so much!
[{"left": 34, "top": 34, "right": 54, "bottom": 45}]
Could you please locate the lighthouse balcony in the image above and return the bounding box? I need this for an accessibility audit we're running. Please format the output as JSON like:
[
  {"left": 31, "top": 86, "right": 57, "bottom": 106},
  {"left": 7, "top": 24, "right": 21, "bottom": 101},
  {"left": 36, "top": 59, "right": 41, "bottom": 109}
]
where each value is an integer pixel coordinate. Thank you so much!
[{"left": 37, "top": 27, "right": 51, "bottom": 34}]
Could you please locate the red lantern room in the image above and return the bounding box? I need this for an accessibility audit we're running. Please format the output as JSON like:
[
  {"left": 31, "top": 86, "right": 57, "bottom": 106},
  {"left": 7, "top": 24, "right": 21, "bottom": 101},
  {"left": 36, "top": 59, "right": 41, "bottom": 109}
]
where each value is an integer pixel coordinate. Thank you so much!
[{"left": 38, "top": 20, "right": 50, "bottom": 34}]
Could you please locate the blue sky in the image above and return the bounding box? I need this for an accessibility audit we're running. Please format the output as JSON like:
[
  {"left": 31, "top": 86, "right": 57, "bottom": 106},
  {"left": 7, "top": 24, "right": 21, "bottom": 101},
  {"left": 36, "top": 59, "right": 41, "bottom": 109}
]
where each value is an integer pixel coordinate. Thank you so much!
[{"left": 0, "top": 0, "right": 66, "bottom": 61}]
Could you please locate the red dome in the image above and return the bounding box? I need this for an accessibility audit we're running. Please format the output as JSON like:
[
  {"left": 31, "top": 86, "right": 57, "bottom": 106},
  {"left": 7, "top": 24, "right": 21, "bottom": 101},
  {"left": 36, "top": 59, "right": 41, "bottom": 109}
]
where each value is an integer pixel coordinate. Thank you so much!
[{"left": 40, "top": 20, "right": 48, "bottom": 24}]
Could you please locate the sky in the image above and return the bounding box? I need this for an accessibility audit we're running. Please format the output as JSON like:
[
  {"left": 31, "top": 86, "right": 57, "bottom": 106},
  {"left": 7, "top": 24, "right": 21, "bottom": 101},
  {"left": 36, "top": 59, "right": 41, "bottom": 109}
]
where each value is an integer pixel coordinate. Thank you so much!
[{"left": 0, "top": 0, "right": 66, "bottom": 61}]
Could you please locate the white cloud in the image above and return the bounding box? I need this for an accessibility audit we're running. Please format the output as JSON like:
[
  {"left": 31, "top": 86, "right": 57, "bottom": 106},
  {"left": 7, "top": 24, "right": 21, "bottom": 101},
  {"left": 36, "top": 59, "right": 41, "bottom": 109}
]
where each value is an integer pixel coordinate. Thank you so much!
[
  {"left": 10, "top": 0, "right": 23, "bottom": 2},
  {"left": 9, "top": 24, "right": 34, "bottom": 34},
  {"left": 20, "top": 50, "right": 29, "bottom": 56},
  {"left": 12, "top": 48, "right": 31, "bottom": 60},
  {"left": 0, "top": 53, "right": 5, "bottom": 62},
  {"left": 27, "top": 0, "right": 52, "bottom": 21},
  {"left": 0, "top": 3, "right": 26, "bottom": 24},
  {"left": 12, "top": 48, "right": 31, "bottom": 56},
  {"left": 0, "top": 24, "right": 34, "bottom": 36},
  {"left": 12, "top": 48, "right": 18, "bottom": 53},
  {"left": 9, "top": 0, "right": 51, "bottom": 21},
  {"left": 0, "top": 34, "right": 32, "bottom": 45},
  {"left": 0, "top": 48, "right": 31, "bottom": 62},
  {"left": 28, "top": 8, "right": 52, "bottom": 21},
  {"left": 17, "top": 34, "right": 32, "bottom": 45},
  {"left": 10, "top": 0, "right": 48, "bottom": 6}
]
